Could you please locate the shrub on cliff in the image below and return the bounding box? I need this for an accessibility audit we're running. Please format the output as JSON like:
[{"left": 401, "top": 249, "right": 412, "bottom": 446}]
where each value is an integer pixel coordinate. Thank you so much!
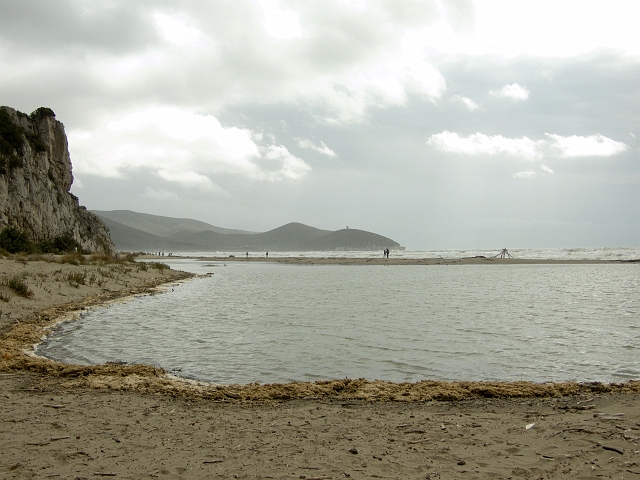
[
  {"left": 0, "top": 108, "right": 49, "bottom": 174},
  {"left": 29, "top": 107, "right": 55, "bottom": 120},
  {"left": 0, "top": 227, "right": 32, "bottom": 254},
  {"left": 37, "top": 234, "right": 84, "bottom": 254},
  {"left": 0, "top": 109, "right": 25, "bottom": 174},
  {"left": 0, "top": 227, "right": 85, "bottom": 254},
  {"left": 0, "top": 109, "right": 24, "bottom": 157}
]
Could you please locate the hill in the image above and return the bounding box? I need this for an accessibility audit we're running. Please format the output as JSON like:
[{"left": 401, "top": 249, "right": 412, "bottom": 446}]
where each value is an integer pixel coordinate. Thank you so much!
[
  {"left": 93, "top": 210, "right": 256, "bottom": 237},
  {"left": 94, "top": 211, "right": 401, "bottom": 253},
  {"left": 99, "top": 217, "right": 200, "bottom": 252}
]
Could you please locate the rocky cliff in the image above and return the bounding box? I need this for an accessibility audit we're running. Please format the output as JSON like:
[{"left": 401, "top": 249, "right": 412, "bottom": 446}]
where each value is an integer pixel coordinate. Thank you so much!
[{"left": 0, "top": 106, "right": 115, "bottom": 254}]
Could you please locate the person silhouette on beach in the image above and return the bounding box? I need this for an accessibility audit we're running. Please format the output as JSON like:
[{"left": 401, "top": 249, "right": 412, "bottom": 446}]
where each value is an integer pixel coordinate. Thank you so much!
[
  {"left": 246, "top": 252, "right": 248, "bottom": 258},
  {"left": 266, "top": 251, "right": 268, "bottom": 258}
]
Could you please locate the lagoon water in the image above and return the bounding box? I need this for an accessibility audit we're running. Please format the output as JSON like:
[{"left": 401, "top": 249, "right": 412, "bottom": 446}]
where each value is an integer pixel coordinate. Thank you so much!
[{"left": 39, "top": 257, "right": 640, "bottom": 385}]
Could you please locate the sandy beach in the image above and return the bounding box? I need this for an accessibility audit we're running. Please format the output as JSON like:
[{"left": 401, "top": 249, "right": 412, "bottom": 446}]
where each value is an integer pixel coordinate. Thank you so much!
[{"left": 1, "top": 255, "right": 639, "bottom": 479}]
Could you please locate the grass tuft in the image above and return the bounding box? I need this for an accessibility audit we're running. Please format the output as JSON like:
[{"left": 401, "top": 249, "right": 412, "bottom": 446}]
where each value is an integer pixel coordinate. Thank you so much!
[
  {"left": 2, "top": 275, "right": 34, "bottom": 298},
  {"left": 62, "top": 271, "right": 86, "bottom": 288},
  {"left": 149, "top": 262, "right": 169, "bottom": 272}
]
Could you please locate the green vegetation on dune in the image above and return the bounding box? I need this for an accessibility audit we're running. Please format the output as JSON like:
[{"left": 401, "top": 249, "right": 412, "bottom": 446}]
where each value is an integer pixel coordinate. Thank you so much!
[{"left": 1, "top": 275, "right": 34, "bottom": 298}]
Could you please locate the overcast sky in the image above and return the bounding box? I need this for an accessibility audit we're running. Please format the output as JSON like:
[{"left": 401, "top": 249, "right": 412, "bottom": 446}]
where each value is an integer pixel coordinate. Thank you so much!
[{"left": 1, "top": 0, "right": 638, "bottom": 249}]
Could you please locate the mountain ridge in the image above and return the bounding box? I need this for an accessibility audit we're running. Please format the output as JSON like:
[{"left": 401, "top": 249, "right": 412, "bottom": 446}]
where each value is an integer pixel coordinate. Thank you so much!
[
  {"left": 94, "top": 211, "right": 401, "bottom": 252},
  {"left": 93, "top": 209, "right": 257, "bottom": 237}
]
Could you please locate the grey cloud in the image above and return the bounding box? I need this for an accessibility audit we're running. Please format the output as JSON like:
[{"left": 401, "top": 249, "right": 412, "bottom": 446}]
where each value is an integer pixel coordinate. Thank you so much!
[
  {"left": 295, "top": 4, "right": 400, "bottom": 70},
  {"left": 1, "top": 0, "right": 445, "bottom": 123},
  {"left": 0, "top": 0, "right": 158, "bottom": 54}
]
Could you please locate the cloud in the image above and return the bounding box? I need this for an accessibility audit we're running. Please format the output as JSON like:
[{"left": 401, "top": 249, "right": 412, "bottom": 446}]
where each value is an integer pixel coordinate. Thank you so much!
[
  {"left": 157, "top": 169, "right": 224, "bottom": 192},
  {"left": 426, "top": 131, "right": 542, "bottom": 159},
  {"left": 427, "top": 132, "right": 628, "bottom": 160},
  {"left": 68, "top": 107, "right": 310, "bottom": 183},
  {"left": 513, "top": 170, "right": 536, "bottom": 178},
  {"left": 153, "top": 12, "right": 206, "bottom": 47},
  {"left": 514, "top": 164, "right": 554, "bottom": 178},
  {"left": 297, "top": 138, "right": 337, "bottom": 157},
  {"left": 260, "top": 145, "right": 311, "bottom": 180},
  {"left": 314, "top": 54, "right": 446, "bottom": 123},
  {"left": 490, "top": 83, "right": 529, "bottom": 101},
  {"left": 0, "top": 1, "right": 158, "bottom": 55},
  {"left": 451, "top": 95, "right": 479, "bottom": 111},
  {"left": 143, "top": 187, "right": 178, "bottom": 200},
  {"left": 259, "top": 0, "right": 304, "bottom": 40},
  {"left": 541, "top": 70, "right": 554, "bottom": 81},
  {"left": 432, "top": 0, "right": 640, "bottom": 57},
  {"left": 546, "top": 134, "right": 628, "bottom": 157}
]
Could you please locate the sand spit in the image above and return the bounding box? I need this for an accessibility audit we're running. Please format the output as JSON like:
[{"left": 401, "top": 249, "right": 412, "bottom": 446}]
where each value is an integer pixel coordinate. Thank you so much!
[{"left": 192, "top": 255, "right": 636, "bottom": 266}]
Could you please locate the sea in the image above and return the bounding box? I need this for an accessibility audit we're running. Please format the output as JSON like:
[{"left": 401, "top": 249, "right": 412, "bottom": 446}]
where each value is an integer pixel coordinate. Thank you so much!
[{"left": 38, "top": 247, "right": 640, "bottom": 385}]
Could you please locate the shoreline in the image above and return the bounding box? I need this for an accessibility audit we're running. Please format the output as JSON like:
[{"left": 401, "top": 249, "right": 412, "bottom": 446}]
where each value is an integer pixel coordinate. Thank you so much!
[
  {"left": 1, "top": 257, "right": 639, "bottom": 478},
  {"left": 0, "top": 256, "right": 638, "bottom": 400},
  {"left": 0, "top": 257, "right": 195, "bottom": 380}
]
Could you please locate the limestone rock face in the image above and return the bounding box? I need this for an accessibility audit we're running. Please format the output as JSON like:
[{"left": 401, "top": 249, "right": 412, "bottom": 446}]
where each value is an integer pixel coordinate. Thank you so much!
[{"left": 0, "top": 106, "right": 116, "bottom": 254}]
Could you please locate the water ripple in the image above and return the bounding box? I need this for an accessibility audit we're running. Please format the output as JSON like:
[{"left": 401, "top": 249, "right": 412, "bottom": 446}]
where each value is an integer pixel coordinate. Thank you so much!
[{"left": 38, "top": 262, "right": 640, "bottom": 385}]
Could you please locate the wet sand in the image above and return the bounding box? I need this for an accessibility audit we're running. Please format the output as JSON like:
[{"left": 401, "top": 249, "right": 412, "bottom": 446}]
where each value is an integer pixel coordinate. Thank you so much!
[{"left": 1, "top": 256, "right": 639, "bottom": 479}]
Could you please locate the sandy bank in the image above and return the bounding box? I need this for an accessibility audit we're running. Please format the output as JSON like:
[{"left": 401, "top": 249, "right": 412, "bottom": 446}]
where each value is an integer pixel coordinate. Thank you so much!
[
  {"left": 2, "top": 373, "right": 639, "bottom": 479},
  {"left": 0, "top": 256, "right": 193, "bottom": 334},
  {"left": 174, "top": 255, "right": 637, "bottom": 266}
]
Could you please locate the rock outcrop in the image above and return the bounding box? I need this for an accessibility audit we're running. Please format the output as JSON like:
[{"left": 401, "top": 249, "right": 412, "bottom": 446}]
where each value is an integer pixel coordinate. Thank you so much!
[{"left": 0, "top": 106, "right": 115, "bottom": 254}]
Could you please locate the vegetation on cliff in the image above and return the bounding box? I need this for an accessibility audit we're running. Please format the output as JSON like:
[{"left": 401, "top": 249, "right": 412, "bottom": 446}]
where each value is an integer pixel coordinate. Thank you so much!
[
  {"left": 0, "top": 108, "right": 49, "bottom": 174},
  {"left": 0, "top": 226, "right": 84, "bottom": 255}
]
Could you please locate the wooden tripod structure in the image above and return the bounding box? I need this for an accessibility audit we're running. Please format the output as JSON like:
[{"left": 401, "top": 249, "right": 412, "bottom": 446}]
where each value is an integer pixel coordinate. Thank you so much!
[{"left": 494, "top": 248, "right": 513, "bottom": 259}]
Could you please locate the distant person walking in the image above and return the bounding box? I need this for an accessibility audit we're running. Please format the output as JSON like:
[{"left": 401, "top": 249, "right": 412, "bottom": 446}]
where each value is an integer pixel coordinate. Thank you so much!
[{"left": 266, "top": 251, "right": 268, "bottom": 258}]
